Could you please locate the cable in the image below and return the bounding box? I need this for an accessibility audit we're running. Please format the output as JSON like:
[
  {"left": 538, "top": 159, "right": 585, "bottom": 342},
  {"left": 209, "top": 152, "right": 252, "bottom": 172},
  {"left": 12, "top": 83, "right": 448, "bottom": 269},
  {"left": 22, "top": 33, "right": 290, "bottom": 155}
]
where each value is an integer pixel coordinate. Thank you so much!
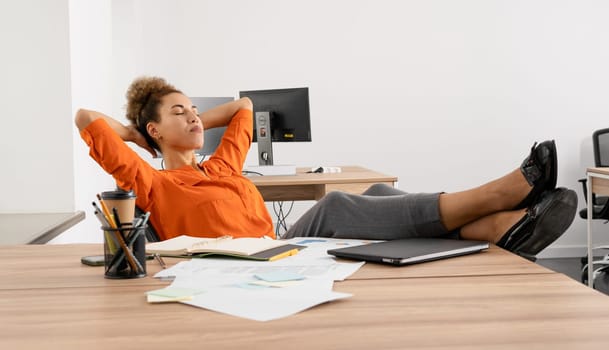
[
  {"left": 236, "top": 170, "right": 291, "bottom": 236},
  {"left": 273, "top": 201, "right": 284, "bottom": 237},
  {"left": 273, "top": 200, "right": 294, "bottom": 238},
  {"left": 242, "top": 170, "right": 264, "bottom": 176}
]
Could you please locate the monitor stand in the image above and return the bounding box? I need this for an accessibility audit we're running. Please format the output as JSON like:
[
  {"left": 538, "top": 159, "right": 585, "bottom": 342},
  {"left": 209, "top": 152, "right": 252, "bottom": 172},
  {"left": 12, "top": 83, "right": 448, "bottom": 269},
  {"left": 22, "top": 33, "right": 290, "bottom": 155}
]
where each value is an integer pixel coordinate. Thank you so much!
[{"left": 247, "top": 111, "right": 296, "bottom": 176}]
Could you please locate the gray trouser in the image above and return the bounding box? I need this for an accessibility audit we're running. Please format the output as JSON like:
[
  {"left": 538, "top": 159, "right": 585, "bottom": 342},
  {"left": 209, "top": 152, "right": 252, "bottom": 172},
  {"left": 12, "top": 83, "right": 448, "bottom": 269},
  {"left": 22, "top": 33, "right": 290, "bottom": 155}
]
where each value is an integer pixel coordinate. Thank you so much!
[{"left": 283, "top": 184, "right": 451, "bottom": 240}]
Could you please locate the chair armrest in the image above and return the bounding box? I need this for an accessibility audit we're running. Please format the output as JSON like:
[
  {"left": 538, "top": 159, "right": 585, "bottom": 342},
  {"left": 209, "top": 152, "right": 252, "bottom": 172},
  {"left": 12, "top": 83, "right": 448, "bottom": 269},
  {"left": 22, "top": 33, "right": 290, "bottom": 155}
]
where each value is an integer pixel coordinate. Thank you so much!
[{"left": 579, "top": 178, "right": 588, "bottom": 203}]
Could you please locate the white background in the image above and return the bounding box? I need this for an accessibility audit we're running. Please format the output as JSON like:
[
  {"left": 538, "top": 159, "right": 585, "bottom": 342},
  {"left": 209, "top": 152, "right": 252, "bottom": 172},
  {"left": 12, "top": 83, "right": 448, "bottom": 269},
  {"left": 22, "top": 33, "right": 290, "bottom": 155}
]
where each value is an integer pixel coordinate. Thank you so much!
[{"left": 2, "top": 0, "right": 609, "bottom": 257}]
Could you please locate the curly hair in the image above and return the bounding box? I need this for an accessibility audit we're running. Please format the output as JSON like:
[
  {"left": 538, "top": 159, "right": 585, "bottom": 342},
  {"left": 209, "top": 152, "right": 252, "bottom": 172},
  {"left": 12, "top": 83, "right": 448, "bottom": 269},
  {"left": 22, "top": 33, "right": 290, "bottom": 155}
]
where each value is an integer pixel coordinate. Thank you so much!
[{"left": 125, "top": 76, "right": 181, "bottom": 151}]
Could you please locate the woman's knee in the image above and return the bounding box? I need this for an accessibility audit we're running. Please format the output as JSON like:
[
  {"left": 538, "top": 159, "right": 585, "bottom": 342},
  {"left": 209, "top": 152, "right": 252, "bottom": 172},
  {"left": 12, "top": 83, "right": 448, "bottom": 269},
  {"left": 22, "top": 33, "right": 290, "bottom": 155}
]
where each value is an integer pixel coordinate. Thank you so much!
[
  {"left": 363, "top": 183, "right": 406, "bottom": 196},
  {"left": 320, "top": 191, "right": 350, "bottom": 207},
  {"left": 363, "top": 183, "right": 392, "bottom": 195}
]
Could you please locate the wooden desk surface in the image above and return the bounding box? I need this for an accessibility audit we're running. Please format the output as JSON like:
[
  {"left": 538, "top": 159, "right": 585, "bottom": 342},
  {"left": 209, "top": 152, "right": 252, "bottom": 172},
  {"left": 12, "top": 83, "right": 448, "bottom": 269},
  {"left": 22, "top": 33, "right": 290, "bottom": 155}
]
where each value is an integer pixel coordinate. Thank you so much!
[
  {"left": 248, "top": 165, "right": 397, "bottom": 186},
  {"left": 3, "top": 244, "right": 609, "bottom": 349},
  {"left": 0, "top": 244, "right": 551, "bottom": 290},
  {"left": 2, "top": 273, "right": 609, "bottom": 348},
  {"left": 587, "top": 167, "right": 609, "bottom": 176},
  {"left": 249, "top": 165, "right": 398, "bottom": 201}
]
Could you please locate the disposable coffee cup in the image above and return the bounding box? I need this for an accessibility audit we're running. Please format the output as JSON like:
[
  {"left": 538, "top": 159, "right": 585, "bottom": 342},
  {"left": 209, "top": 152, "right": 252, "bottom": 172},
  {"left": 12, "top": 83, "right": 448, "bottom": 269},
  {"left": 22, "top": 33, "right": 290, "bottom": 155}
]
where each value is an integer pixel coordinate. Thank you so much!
[{"left": 101, "top": 189, "right": 136, "bottom": 225}]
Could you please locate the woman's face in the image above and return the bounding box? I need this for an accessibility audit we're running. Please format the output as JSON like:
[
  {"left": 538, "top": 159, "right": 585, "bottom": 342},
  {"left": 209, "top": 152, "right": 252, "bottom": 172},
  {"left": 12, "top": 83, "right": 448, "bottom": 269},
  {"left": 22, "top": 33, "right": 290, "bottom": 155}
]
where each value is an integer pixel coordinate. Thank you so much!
[{"left": 149, "top": 92, "right": 204, "bottom": 152}]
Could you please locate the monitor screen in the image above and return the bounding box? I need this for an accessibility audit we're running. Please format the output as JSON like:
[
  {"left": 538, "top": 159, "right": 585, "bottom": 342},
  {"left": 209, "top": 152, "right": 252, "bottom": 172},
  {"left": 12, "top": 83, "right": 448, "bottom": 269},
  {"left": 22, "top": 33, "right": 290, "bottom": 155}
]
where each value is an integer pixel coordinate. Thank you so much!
[
  {"left": 239, "top": 87, "right": 311, "bottom": 143},
  {"left": 190, "top": 96, "right": 235, "bottom": 156}
]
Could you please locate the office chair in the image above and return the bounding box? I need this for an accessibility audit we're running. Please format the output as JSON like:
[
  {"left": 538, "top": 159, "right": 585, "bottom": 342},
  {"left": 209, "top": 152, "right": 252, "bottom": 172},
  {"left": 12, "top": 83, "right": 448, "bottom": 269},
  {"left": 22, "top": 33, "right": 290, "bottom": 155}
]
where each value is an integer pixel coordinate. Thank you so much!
[
  {"left": 135, "top": 206, "right": 160, "bottom": 242},
  {"left": 579, "top": 128, "right": 609, "bottom": 285},
  {"left": 578, "top": 127, "right": 609, "bottom": 220}
]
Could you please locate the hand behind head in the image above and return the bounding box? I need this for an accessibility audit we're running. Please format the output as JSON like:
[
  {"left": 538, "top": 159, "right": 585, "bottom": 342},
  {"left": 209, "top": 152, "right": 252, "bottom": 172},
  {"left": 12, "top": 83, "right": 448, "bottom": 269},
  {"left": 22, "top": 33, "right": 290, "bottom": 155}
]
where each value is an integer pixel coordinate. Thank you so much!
[{"left": 127, "top": 125, "right": 158, "bottom": 158}]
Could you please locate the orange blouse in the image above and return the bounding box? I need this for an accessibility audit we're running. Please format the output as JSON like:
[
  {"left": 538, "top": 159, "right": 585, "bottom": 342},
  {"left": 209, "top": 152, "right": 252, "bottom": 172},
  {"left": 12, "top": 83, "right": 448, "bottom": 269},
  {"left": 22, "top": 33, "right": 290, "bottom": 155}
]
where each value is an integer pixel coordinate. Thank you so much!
[{"left": 80, "top": 109, "right": 274, "bottom": 240}]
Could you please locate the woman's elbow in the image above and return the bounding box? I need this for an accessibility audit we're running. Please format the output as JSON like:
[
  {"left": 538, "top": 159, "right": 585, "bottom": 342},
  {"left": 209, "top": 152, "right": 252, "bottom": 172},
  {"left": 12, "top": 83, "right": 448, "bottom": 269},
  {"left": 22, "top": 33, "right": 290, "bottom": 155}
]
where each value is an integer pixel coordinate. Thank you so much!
[
  {"left": 239, "top": 97, "right": 253, "bottom": 111},
  {"left": 75, "top": 109, "right": 93, "bottom": 130}
]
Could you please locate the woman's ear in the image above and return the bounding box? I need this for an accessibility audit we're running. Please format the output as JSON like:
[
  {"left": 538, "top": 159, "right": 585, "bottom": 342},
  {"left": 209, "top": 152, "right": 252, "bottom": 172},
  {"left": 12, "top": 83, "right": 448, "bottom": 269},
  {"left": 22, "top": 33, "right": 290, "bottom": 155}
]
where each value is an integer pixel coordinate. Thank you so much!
[{"left": 146, "top": 122, "right": 161, "bottom": 140}]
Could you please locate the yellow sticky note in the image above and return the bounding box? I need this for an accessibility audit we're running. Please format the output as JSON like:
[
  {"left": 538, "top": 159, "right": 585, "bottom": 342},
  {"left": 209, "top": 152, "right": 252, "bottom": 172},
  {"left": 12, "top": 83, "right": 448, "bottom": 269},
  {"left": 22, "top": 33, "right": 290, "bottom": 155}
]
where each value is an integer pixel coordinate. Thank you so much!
[{"left": 145, "top": 287, "right": 204, "bottom": 303}]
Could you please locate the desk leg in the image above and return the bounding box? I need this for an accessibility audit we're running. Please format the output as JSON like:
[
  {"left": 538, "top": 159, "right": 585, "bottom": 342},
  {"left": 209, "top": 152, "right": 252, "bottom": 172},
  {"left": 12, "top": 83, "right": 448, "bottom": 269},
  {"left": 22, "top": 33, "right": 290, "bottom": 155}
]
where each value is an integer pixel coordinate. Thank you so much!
[{"left": 587, "top": 173, "right": 594, "bottom": 287}]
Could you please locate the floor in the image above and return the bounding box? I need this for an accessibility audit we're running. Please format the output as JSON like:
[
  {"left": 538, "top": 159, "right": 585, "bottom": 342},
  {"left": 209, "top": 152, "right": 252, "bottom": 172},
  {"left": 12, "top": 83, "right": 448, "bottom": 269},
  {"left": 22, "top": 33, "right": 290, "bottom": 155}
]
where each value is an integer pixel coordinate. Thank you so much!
[{"left": 536, "top": 257, "right": 609, "bottom": 295}]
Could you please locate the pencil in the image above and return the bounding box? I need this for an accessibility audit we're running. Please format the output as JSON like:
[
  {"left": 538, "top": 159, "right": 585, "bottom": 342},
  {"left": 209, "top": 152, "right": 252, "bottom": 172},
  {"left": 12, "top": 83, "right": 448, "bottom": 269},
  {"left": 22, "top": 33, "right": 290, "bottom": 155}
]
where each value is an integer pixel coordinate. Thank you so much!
[
  {"left": 95, "top": 194, "right": 116, "bottom": 228},
  {"left": 91, "top": 203, "right": 117, "bottom": 253}
]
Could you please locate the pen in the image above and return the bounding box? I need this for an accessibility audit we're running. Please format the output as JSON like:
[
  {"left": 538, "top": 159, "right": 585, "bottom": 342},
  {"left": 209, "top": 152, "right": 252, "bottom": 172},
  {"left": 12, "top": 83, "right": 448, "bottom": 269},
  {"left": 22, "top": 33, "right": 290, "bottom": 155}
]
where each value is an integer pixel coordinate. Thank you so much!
[
  {"left": 112, "top": 207, "right": 122, "bottom": 228},
  {"left": 268, "top": 248, "right": 300, "bottom": 262},
  {"left": 92, "top": 202, "right": 111, "bottom": 226},
  {"left": 92, "top": 209, "right": 109, "bottom": 227},
  {"left": 138, "top": 211, "right": 151, "bottom": 228},
  {"left": 154, "top": 253, "right": 167, "bottom": 269}
]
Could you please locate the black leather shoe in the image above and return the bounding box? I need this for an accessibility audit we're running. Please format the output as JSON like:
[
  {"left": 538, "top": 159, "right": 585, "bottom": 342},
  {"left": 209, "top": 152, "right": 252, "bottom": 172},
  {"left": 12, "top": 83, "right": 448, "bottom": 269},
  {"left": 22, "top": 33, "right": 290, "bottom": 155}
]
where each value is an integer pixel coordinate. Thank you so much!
[
  {"left": 515, "top": 140, "right": 558, "bottom": 210},
  {"left": 498, "top": 187, "right": 577, "bottom": 261}
]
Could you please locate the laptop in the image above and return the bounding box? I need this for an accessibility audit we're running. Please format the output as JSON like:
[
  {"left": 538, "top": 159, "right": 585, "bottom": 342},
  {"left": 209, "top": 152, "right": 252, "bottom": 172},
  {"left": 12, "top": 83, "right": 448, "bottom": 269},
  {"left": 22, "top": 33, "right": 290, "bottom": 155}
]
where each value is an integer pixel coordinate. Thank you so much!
[{"left": 327, "top": 238, "right": 489, "bottom": 266}]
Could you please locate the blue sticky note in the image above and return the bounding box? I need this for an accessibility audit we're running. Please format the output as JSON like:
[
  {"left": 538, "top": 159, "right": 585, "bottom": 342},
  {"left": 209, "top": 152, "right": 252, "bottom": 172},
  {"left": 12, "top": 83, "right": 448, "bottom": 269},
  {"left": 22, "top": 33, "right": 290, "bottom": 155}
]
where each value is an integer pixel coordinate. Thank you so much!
[
  {"left": 254, "top": 271, "right": 306, "bottom": 282},
  {"left": 296, "top": 239, "right": 327, "bottom": 244}
]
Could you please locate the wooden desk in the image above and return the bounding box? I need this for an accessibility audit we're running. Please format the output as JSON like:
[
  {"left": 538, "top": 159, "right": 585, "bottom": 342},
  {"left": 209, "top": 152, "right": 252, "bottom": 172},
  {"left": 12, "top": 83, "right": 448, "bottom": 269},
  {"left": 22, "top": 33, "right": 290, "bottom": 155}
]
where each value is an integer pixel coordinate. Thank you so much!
[
  {"left": 3, "top": 273, "right": 609, "bottom": 349},
  {"left": 585, "top": 167, "right": 609, "bottom": 286},
  {"left": 0, "top": 244, "right": 551, "bottom": 290},
  {"left": 0, "top": 211, "right": 85, "bottom": 244},
  {"left": 248, "top": 165, "right": 397, "bottom": 201},
  {"left": 3, "top": 244, "right": 609, "bottom": 349}
]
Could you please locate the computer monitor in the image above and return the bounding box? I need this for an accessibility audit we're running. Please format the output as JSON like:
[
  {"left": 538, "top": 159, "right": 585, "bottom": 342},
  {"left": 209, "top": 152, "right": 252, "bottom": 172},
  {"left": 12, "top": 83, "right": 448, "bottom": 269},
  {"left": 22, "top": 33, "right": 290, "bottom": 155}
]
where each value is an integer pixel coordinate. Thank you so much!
[
  {"left": 189, "top": 96, "right": 235, "bottom": 157},
  {"left": 239, "top": 87, "right": 311, "bottom": 165}
]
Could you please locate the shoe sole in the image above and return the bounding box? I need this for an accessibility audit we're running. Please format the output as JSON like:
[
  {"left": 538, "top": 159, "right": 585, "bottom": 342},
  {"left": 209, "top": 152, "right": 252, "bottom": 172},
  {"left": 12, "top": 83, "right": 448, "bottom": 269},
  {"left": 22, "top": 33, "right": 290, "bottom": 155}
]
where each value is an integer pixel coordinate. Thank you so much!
[
  {"left": 547, "top": 140, "right": 558, "bottom": 191},
  {"left": 514, "top": 188, "right": 577, "bottom": 256}
]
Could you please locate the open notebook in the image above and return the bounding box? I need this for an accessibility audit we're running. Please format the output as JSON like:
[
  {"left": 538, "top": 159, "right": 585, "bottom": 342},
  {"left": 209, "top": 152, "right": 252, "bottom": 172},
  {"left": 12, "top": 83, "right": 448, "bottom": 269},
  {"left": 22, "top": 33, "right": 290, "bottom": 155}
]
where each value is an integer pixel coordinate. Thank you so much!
[
  {"left": 327, "top": 238, "right": 489, "bottom": 266},
  {"left": 146, "top": 235, "right": 304, "bottom": 261}
]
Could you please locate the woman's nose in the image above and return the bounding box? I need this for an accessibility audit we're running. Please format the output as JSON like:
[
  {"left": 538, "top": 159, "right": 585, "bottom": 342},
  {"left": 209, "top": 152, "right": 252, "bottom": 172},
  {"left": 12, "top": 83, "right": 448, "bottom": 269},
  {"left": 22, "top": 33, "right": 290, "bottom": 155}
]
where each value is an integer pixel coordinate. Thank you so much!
[{"left": 187, "top": 110, "right": 199, "bottom": 122}]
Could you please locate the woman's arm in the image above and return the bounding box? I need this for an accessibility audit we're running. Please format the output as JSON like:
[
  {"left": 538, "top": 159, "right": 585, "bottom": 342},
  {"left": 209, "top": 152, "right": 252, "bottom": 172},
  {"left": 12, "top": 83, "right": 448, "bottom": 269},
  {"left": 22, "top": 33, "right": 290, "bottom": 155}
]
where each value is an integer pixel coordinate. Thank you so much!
[
  {"left": 75, "top": 109, "right": 157, "bottom": 157},
  {"left": 199, "top": 97, "right": 253, "bottom": 129}
]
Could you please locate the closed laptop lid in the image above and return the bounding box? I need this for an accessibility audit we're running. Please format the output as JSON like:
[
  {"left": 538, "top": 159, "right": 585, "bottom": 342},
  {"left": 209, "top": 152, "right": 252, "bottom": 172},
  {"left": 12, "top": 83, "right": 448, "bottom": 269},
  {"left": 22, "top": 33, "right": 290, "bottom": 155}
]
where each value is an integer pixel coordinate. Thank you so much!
[{"left": 327, "top": 238, "right": 489, "bottom": 266}]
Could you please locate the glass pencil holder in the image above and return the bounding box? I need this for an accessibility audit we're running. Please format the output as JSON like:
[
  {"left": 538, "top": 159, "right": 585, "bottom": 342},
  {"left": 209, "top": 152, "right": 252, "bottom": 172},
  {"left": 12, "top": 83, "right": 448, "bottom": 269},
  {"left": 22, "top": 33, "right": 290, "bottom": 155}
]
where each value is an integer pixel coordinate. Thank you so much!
[{"left": 102, "top": 224, "right": 147, "bottom": 279}]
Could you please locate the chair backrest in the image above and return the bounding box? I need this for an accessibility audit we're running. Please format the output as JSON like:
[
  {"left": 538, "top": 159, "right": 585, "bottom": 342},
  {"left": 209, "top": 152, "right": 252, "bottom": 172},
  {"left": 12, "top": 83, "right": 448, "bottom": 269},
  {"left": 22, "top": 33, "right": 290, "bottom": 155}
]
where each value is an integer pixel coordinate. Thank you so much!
[
  {"left": 135, "top": 206, "right": 160, "bottom": 242},
  {"left": 593, "top": 128, "right": 609, "bottom": 167}
]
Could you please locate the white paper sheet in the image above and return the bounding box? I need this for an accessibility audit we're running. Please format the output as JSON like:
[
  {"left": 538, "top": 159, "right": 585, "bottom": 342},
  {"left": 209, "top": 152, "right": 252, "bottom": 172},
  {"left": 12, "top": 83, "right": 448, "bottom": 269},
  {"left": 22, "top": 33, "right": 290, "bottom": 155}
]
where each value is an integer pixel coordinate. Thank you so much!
[
  {"left": 175, "top": 276, "right": 351, "bottom": 322},
  {"left": 149, "top": 237, "right": 370, "bottom": 321}
]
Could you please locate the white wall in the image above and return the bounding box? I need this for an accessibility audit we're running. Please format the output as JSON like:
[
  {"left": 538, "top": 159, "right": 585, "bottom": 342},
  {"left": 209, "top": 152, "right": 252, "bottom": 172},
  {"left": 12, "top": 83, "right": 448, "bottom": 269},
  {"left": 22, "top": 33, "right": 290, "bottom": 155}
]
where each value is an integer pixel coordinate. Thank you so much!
[
  {"left": 21, "top": 0, "right": 609, "bottom": 257},
  {"left": 100, "top": 0, "right": 609, "bottom": 257},
  {"left": 50, "top": 0, "right": 117, "bottom": 243},
  {"left": 0, "top": 0, "right": 74, "bottom": 213}
]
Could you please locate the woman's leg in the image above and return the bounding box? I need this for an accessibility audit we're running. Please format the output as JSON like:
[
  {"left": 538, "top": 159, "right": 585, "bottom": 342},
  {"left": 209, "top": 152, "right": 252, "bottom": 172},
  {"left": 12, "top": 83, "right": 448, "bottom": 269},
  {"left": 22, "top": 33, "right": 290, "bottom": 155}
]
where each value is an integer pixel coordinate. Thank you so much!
[
  {"left": 283, "top": 190, "right": 447, "bottom": 240},
  {"left": 438, "top": 169, "right": 531, "bottom": 231},
  {"left": 284, "top": 141, "right": 567, "bottom": 248},
  {"left": 459, "top": 209, "right": 527, "bottom": 243},
  {"left": 283, "top": 168, "right": 531, "bottom": 241}
]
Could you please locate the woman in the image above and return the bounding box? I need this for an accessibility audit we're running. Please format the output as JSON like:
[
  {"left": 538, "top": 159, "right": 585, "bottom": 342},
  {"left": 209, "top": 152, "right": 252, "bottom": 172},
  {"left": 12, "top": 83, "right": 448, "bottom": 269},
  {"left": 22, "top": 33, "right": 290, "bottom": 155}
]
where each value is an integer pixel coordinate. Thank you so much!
[{"left": 76, "top": 76, "right": 577, "bottom": 260}]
